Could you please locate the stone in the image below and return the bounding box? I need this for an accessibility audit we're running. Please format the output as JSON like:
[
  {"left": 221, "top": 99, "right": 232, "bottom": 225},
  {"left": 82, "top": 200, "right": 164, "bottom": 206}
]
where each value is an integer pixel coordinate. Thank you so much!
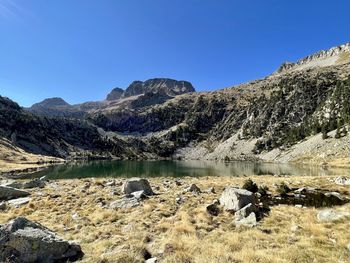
[
  {"left": 187, "top": 184, "right": 201, "bottom": 194},
  {"left": 8, "top": 197, "right": 31, "bottom": 208},
  {"left": 146, "top": 257, "right": 158, "bottom": 263},
  {"left": 219, "top": 187, "right": 256, "bottom": 212},
  {"left": 234, "top": 203, "right": 257, "bottom": 221},
  {"left": 110, "top": 197, "right": 140, "bottom": 209},
  {"left": 294, "top": 188, "right": 306, "bottom": 194},
  {"left": 176, "top": 196, "right": 186, "bottom": 205},
  {"left": 206, "top": 187, "right": 216, "bottom": 194},
  {"left": 3, "top": 178, "right": 46, "bottom": 189},
  {"left": 334, "top": 176, "right": 350, "bottom": 185},
  {"left": 106, "top": 180, "right": 116, "bottom": 187},
  {"left": 206, "top": 200, "right": 220, "bottom": 216},
  {"left": 127, "top": 190, "right": 147, "bottom": 200},
  {"left": 0, "top": 185, "right": 30, "bottom": 201},
  {"left": 122, "top": 178, "right": 154, "bottom": 196},
  {"left": 290, "top": 224, "right": 301, "bottom": 233},
  {"left": 235, "top": 212, "right": 257, "bottom": 228},
  {"left": 0, "top": 201, "right": 6, "bottom": 210},
  {"left": 0, "top": 217, "right": 83, "bottom": 262},
  {"left": 317, "top": 209, "right": 350, "bottom": 222}
]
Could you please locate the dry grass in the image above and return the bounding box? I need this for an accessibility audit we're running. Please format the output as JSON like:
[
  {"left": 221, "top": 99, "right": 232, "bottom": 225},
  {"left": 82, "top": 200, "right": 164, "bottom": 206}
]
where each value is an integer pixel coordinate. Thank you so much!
[
  {"left": 0, "top": 137, "right": 63, "bottom": 174},
  {"left": 0, "top": 175, "right": 350, "bottom": 262}
]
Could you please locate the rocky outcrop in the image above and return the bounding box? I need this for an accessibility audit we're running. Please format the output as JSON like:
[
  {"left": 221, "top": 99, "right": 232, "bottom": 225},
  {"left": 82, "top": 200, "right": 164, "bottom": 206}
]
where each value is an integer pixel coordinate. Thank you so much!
[
  {"left": 0, "top": 217, "right": 83, "bottom": 262},
  {"left": 317, "top": 209, "right": 350, "bottom": 222}
]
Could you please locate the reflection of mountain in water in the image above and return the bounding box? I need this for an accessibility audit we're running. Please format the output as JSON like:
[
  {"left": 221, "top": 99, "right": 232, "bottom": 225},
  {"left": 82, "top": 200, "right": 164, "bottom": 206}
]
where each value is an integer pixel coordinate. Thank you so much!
[{"left": 29, "top": 160, "right": 350, "bottom": 180}]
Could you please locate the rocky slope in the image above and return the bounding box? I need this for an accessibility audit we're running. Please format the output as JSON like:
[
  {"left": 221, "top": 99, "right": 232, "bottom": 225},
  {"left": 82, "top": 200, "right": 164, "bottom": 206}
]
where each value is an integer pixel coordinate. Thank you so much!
[{"left": 3, "top": 42, "right": 350, "bottom": 166}]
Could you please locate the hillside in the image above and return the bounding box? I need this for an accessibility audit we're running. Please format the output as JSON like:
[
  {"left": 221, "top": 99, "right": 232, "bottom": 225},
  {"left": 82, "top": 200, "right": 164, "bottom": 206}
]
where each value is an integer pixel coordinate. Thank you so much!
[{"left": 1, "top": 42, "right": 350, "bottom": 169}]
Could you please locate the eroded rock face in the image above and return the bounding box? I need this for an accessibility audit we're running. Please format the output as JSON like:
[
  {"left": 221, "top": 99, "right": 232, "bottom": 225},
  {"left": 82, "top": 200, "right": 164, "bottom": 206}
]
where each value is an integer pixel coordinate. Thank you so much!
[
  {"left": 0, "top": 185, "right": 30, "bottom": 201},
  {"left": 219, "top": 187, "right": 256, "bottom": 212},
  {"left": 122, "top": 178, "right": 154, "bottom": 196},
  {"left": 0, "top": 217, "right": 83, "bottom": 263}
]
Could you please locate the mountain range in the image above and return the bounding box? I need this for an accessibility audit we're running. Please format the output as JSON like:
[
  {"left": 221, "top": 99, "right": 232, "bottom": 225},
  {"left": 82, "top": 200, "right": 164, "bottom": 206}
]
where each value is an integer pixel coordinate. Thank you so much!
[{"left": 1, "top": 42, "right": 350, "bottom": 167}]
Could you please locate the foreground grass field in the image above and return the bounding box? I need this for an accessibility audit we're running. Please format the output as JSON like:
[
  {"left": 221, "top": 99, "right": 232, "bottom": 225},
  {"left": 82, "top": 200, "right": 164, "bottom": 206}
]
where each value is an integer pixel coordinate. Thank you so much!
[{"left": 0, "top": 175, "right": 349, "bottom": 263}]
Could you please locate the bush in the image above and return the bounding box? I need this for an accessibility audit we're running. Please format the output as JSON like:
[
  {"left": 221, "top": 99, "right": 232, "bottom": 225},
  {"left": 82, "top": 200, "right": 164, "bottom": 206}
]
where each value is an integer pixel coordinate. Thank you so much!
[
  {"left": 242, "top": 178, "right": 258, "bottom": 193},
  {"left": 258, "top": 185, "right": 269, "bottom": 196},
  {"left": 276, "top": 182, "right": 291, "bottom": 196}
]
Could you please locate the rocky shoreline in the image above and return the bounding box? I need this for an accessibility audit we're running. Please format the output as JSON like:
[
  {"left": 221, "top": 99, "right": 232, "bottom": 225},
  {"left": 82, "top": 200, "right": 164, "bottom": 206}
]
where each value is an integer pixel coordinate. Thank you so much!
[{"left": 0, "top": 174, "right": 350, "bottom": 262}]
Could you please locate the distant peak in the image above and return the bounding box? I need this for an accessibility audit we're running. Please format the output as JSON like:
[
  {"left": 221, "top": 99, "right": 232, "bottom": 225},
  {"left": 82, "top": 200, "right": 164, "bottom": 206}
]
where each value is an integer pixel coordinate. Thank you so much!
[
  {"left": 106, "top": 87, "right": 124, "bottom": 101},
  {"left": 31, "top": 97, "right": 70, "bottom": 108}
]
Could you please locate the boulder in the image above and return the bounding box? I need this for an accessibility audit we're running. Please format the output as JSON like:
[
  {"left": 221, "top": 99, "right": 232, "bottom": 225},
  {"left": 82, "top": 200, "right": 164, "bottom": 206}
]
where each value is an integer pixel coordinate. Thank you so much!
[
  {"left": 146, "top": 258, "right": 158, "bottom": 263},
  {"left": 334, "top": 176, "right": 350, "bottom": 185},
  {"left": 2, "top": 178, "right": 45, "bottom": 189},
  {"left": 122, "top": 178, "right": 154, "bottom": 196},
  {"left": 0, "top": 185, "right": 30, "bottom": 201},
  {"left": 206, "top": 200, "right": 220, "bottom": 216},
  {"left": 317, "top": 209, "right": 350, "bottom": 222},
  {"left": 234, "top": 203, "right": 257, "bottom": 221},
  {"left": 0, "top": 217, "right": 83, "bottom": 262},
  {"left": 235, "top": 212, "right": 257, "bottom": 228},
  {"left": 219, "top": 187, "right": 256, "bottom": 212}
]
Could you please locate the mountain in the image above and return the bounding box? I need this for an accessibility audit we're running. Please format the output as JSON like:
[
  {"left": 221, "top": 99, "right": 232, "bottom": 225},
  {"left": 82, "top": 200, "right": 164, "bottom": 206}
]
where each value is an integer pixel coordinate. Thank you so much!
[
  {"left": 3, "top": 42, "right": 350, "bottom": 165},
  {"left": 28, "top": 78, "right": 196, "bottom": 118}
]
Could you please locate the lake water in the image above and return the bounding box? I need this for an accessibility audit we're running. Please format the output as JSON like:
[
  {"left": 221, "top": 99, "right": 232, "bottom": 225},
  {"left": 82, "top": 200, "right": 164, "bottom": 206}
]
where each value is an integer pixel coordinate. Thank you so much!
[{"left": 29, "top": 160, "right": 350, "bottom": 179}]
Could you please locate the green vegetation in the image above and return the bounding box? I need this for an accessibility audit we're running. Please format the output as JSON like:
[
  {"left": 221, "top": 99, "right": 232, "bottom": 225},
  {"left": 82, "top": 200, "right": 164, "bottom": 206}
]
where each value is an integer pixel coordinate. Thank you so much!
[{"left": 242, "top": 178, "right": 258, "bottom": 193}]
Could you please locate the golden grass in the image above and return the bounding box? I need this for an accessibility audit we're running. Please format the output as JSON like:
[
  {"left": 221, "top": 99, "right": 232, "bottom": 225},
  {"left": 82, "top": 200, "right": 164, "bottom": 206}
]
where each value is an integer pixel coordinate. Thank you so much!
[{"left": 0, "top": 175, "right": 349, "bottom": 262}]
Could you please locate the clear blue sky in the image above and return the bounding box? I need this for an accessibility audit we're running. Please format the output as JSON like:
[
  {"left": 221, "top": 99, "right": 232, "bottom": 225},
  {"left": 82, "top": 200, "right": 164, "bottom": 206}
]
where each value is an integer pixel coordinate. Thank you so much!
[{"left": 0, "top": 0, "right": 349, "bottom": 107}]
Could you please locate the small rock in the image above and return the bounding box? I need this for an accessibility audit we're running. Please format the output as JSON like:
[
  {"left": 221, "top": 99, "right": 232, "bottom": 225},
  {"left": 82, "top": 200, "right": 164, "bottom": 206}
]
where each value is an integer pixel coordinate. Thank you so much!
[
  {"left": 206, "top": 200, "right": 220, "bottom": 216},
  {"left": 0, "top": 202, "right": 6, "bottom": 210},
  {"left": 334, "top": 176, "right": 350, "bottom": 185},
  {"left": 294, "top": 188, "right": 306, "bottom": 194},
  {"left": 187, "top": 184, "right": 201, "bottom": 194},
  {"left": 146, "top": 257, "right": 158, "bottom": 263},
  {"left": 176, "top": 196, "right": 185, "bottom": 205},
  {"left": 7, "top": 197, "right": 31, "bottom": 208},
  {"left": 106, "top": 181, "right": 116, "bottom": 187},
  {"left": 290, "top": 224, "right": 301, "bottom": 233},
  {"left": 110, "top": 197, "right": 140, "bottom": 209},
  {"left": 234, "top": 203, "right": 257, "bottom": 221},
  {"left": 317, "top": 209, "right": 350, "bottom": 222},
  {"left": 72, "top": 213, "right": 80, "bottom": 220},
  {"left": 206, "top": 187, "right": 215, "bottom": 194},
  {"left": 295, "top": 204, "right": 303, "bottom": 208},
  {"left": 235, "top": 212, "right": 257, "bottom": 228}
]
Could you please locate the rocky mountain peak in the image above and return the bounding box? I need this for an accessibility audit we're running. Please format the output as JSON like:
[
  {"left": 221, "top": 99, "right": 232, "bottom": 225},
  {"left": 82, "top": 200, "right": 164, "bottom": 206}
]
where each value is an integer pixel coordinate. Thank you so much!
[
  {"left": 31, "top": 97, "right": 70, "bottom": 108},
  {"left": 106, "top": 87, "right": 124, "bottom": 101}
]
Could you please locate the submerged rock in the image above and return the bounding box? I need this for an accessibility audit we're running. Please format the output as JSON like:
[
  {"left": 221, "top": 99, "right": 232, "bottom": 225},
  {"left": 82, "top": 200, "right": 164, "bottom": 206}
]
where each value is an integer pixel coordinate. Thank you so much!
[
  {"left": 219, "top": 187, "right": 256, "bottom": 212},
  {"left": 317, "top": 209, "right": 350, "bottom": 222},
  {"left": 0, "top": 185, "right": 30, "bottom": 201},
  {"left": 0, "top": 217, "right": 83, "bottom": 262},
  {"left": 122, "top": 178, "right": 154, "bottom": 196}
]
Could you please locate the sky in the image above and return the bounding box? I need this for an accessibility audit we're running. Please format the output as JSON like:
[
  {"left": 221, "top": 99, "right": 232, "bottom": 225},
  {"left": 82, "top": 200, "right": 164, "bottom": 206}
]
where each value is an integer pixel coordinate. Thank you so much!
[{"left": 0, "top": 0, "right": 349, "bottom": 107}]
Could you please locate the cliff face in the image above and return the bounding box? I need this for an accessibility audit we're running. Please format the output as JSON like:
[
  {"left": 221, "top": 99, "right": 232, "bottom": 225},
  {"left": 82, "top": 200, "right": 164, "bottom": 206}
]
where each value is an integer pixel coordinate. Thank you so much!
[{"left": 4, "top": 42, "right": 350, "bottom": 163}]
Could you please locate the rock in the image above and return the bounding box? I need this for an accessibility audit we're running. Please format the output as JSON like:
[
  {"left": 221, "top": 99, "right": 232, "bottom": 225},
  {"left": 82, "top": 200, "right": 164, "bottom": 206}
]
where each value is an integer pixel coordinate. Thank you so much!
[
  {"left": 22, "top": 179, "right": 46, "bottom": 189},
  {"left": 187, "top": 184, "right": 201, "bottom": 194},
  {"left": 40, "top": 176, "right": 48, "bottom": 181},
  {"left": 206, "top": 200, "right": 220, "bottom": 216},
  {"left": 0, "top": 217, "right": 83, "bottom": 262},
  {"left": 294, "top": 188, "right": 306, "bottom": 194},
  {"left": 110, "top": 197, "right": 140, "bottom": 209},
  {"left": 290, "top": 224, "right": 301, "bottom": 233},
  {"left": 122, "top": 178, "right": 154, "bottom": 196},
  {"left": 234, "top": 203, "right": 257, "bottom": 221},
  {"left": 219, "top": 187, "right": 256, "bottom": 212},
  {"left": 235, "top": 212, "right": 257, "bottom": 228},
  {"left": 106, "top": 180, "right": 116, "bottom": 187},
  {"left": 334, "top": 176, "right": 350, "bottom": 185},
  {"left": 206, "top": 187, "right": 216, "bottom": 194},
  {"left": 146, "top": 257, "right": 158, "bottom": 263},
  {"left": 0, "top": 185, "right": 30, "bottom": 201},
  {"left": 127, "top": 190, "right": 147, "bottom": 200},
  {"left": 72, "top": 213, "right": 80, "bottom": 220},
  {"left": 176, "top": 196, "right": 186, "bottom": 205},
  {"left": 0, "top": 201, "right": 6, "bottom": 210},
  {"left": 317, "top": 209, "right": 350, "bottom": 222},
  {"left": 8, "top": 197, "right": 31, "bottom": 208}
]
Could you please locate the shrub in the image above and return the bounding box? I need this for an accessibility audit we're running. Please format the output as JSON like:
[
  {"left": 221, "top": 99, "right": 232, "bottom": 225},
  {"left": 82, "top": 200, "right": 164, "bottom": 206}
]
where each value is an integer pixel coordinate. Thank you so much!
[
  {"left": 258, "top": 185, "right": 269, "bottom": 196},
  {"left": 276, "top": 182, "right": 291, "bottom": 196},
  {"left": 242, "top": 178, "right": 258, "bottom": 193}
]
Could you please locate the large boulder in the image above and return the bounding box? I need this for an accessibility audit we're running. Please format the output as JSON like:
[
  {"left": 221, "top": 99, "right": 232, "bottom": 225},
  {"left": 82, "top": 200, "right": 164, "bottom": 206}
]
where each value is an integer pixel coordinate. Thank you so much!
[
  {"left": 0, "top": 217, "right": 83, "bottom": 262},
  {"left": 0, "top": 185, "right": 30, "bottom": 201},
  {"left": 219, "top": 187, "right": 256, "bottom": 212},
  {"left": 122, "top": 178, "right": 154, "bottom": 196}
]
